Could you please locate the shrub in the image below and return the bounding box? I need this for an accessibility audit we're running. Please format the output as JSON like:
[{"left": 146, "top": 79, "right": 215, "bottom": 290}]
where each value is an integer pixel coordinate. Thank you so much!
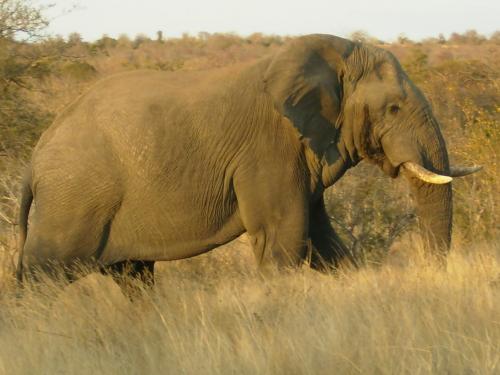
[{"left": 60, "top": 61, "right": 97, "bottom": 81}]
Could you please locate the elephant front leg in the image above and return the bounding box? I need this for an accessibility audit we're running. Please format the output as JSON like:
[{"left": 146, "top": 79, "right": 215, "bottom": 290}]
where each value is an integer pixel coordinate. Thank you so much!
[
  {"left": 309, "top": 197, "right": 357, "bottom": 270},
  {"left": 234, "top": 161, "right": 311, "bottom": 270},
  {"left": 237, "top": 193, "right": 309, "bottom": 269},
  {"left": 247, "top": 220, "right": 308, "bottom": 269}
]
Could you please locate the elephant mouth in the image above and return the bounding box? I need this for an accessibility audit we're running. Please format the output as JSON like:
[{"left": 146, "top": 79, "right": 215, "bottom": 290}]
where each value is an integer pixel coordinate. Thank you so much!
[
  {"left": 370, "top": 155, "right": 399, "bottom": 178},
  {"left": 382, "top": 158, "right": 400, "bottom": 178}
]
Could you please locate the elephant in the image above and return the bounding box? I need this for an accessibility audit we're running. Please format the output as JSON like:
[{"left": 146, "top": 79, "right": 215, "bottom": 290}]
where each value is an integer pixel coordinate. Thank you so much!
[{"left": 16, "top": 34, "right": 480, "bottom": 285}]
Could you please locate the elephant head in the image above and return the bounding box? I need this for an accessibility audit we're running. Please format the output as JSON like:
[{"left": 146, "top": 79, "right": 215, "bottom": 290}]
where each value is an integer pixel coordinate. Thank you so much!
[{"left": 264, "top": 34, "right": 480, "bottom": 255}]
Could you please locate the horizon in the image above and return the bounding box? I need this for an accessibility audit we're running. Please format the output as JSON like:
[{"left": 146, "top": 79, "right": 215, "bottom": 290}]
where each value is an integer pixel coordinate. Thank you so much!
[{"left": 45, "top": 0, "right": 500, "bottom": 43}]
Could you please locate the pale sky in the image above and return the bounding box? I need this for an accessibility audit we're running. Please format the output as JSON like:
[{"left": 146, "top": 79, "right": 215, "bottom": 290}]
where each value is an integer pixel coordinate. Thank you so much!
[{"left": 45, "top": 0, "right": 499, "bottom": 42}]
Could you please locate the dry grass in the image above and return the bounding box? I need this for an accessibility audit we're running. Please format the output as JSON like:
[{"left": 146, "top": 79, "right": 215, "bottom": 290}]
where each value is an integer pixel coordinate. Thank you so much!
[{"left": 0, "top": 237, "right": 498, "bottom": 374}]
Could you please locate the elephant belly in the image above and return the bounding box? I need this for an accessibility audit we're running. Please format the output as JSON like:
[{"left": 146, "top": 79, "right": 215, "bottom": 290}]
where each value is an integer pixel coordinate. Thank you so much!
[{"left": 101, "top": 192, "right": 244, "bottom": 263}]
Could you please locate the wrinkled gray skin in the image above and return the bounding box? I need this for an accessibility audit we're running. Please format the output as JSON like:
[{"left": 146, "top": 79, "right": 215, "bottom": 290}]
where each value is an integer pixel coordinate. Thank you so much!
[{"left": 17, "top": 35, "right": 460, "bottom": 284}]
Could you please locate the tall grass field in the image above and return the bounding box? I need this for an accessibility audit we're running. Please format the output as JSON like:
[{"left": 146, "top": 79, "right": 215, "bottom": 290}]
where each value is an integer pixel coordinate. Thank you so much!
[{"left": 0, "top": 238, "right": 499, "bottom": 374}]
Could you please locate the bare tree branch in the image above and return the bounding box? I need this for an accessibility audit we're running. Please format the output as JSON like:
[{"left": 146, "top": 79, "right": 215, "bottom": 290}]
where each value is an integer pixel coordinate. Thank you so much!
[{"left": 0, "top": 0, "right": 50, "bottom": 40}]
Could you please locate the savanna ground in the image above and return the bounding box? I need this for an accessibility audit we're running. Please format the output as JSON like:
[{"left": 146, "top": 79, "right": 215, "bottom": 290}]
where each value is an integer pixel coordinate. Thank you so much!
[{"left": 0, "top": 14, "right": 499, "bottom": 374}]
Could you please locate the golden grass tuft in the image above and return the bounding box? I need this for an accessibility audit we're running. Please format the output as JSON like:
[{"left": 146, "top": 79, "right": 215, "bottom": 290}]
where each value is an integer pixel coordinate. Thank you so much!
[{"left": 0, "top": 238, "right": 498, "bottom": 374}]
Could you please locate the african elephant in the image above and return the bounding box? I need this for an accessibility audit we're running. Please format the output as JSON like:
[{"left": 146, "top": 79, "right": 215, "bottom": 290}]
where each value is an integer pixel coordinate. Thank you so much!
[{"left": 16, "top": 34, "right": 479, "bottom": 284}]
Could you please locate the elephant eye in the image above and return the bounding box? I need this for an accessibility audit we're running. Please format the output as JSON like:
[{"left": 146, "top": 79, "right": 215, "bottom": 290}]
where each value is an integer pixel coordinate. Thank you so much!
[{"left": 389, "top": 104, "right": 400, "bottom": 115}]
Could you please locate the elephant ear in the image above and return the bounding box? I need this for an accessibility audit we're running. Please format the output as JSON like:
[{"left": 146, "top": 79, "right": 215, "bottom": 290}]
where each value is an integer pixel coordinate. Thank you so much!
[{"left": 263, "top": 38, "right": 345, "bottom": 159}]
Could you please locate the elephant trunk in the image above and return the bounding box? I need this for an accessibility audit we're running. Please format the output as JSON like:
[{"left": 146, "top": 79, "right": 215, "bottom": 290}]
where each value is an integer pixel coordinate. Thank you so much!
[
  {"left": 409, "top": 176, "right": 452, "bottom": 254},
  {"left": 382, "top": 112, "right": 453, "bottom": 257},
  {"left": 407, "top": 115, "right": 453, "bottom": 256}
]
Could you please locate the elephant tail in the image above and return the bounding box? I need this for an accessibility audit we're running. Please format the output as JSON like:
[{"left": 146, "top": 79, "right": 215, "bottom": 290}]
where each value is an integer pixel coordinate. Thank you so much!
[{"left": 16, "top": 169, "right": 33, "bottom": 285}]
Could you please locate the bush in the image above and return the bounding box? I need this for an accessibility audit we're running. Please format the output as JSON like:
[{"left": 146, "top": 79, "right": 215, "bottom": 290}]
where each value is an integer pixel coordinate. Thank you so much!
[{"left": 61, "top": 61, "right": 97, "bottom": 81}]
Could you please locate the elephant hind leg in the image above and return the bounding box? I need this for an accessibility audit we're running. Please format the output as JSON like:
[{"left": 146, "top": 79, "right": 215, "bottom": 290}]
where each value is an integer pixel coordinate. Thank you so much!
[
  {"left": 21, "top": 221, "right": 112, "bottom": 284},
  {"left": 20, "top": 196, "right": 119, "bottom": 284}
]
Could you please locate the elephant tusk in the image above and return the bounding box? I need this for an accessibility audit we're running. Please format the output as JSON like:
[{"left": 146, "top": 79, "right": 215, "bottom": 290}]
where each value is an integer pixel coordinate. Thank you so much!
[
  {"left": 401, "top": 162, "right": 452, "bottom": 184},
  {"left": 449, "top": 165, "right": 483, "bottom": 177}
]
